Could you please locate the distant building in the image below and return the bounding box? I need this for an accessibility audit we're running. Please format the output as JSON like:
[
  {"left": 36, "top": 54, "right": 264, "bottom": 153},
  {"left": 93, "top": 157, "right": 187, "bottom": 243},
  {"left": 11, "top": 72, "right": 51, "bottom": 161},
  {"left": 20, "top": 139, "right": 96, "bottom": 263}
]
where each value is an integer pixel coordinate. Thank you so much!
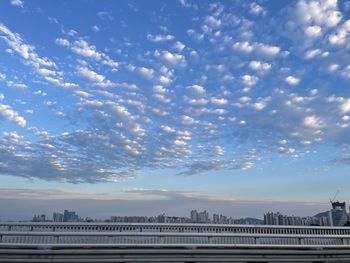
[
  {"left": 264, "top": 212, "right": 278, "bottom": 225},
  {"left": 318, "top": 216, "right": 330, "bottom": 226},
  {"left": 110, "top": 216, "right": 148, "bottom": 223},
  {"left": 190, "top": 210, "right": 198, "bottom": 223},
  {"left": 190, "top": 210, "right": 210, "bottom": 223},
  {"left": 329, "top": 201, "right": 347, "bottom": 226},
  {"left": 263, "top": 212, "right": 327, "bottom": 226},
  {"left": 32, "top": 214, "right": 46, "bottom": 222},
  {"left": 157, "top": 213, "right": 166, "bottom": 223},
  {"left": 166, "top": 216, "right": 190, "bottom": 224},
  {"left": 198, "top": 210, "right": 209, "bottom": 223},
  {"left": 63, "top": 210, "right": 79, "bottom": 222},
  {"left": 53, "top": 212, "right": 64, "bottom": 222},
  {"left": 213, "top": 213, "right": 220, "bottom": 224}
]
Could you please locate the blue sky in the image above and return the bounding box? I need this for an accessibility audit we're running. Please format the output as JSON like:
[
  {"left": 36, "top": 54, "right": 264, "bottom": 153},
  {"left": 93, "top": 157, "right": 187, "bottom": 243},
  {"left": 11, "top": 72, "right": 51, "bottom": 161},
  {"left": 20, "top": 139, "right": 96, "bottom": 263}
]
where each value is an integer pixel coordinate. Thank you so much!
[{"left": 1, "top": 0, "right": 350, "bottom": 220}]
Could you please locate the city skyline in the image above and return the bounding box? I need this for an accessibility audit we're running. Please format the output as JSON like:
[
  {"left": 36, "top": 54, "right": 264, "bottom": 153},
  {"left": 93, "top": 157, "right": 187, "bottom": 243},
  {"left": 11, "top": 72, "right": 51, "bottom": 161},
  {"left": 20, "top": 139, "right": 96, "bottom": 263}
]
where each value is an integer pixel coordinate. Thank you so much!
[
  {"left": 23, "top": 200, "right": 350, "bottom": 227},
  {"left": 1, "top": 0, "right": 350, "bottom": 220}
]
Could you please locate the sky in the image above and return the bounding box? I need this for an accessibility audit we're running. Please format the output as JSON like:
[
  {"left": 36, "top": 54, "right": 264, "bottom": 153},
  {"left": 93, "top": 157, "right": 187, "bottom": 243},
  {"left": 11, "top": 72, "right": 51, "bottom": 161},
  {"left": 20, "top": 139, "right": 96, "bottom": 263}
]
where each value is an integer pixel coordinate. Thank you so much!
[{"left": 0, "top": 0, "right": 350, "bottom": 221}]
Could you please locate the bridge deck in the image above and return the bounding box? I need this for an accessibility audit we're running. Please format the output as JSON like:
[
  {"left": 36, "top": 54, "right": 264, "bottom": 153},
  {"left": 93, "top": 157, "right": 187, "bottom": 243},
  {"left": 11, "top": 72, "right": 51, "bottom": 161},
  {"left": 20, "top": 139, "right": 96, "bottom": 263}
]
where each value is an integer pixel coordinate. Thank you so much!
[{"left": 0, "top": 246, "right": 350, "bottom": 262}]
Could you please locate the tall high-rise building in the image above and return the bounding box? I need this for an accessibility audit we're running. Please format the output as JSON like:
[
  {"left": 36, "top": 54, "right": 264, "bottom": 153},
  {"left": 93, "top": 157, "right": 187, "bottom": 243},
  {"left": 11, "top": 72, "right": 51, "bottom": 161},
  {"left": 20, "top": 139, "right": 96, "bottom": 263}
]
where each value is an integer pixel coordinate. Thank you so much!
[
  {"left": 190, "top": 210, "right": 198, "bottom": 223},
  {"left": 329, "top": 201, "right": 347, "bottom": 226},
  {"left": 190, "top": 210, "right": 210, "bottom": 223},
  {"left": 63, "top": 210, "right": 79, "bottom": 222},
  {"left": 212, "top": 213, "right": 219, "bottom": 224},
  {"left": 198, "top": 210, "right": 209, "bottom": 223}
]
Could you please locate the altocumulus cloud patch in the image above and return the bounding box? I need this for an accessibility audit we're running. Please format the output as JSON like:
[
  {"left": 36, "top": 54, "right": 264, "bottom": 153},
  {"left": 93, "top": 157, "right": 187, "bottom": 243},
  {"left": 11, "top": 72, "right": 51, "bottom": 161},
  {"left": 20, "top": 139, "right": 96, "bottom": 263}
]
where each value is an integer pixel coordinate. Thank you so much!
[{"left": 0, "top": 0, "right": 350, "bottom": 183}]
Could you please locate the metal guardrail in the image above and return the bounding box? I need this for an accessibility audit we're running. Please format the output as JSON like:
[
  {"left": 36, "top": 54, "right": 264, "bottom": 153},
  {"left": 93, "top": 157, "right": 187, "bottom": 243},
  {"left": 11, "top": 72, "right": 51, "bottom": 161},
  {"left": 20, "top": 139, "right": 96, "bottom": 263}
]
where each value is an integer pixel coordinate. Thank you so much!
[
  {"left": 1, "top": 222, "right": 350, "bottom": 235},
  {"left": 1, "top": 231, "right": 350, "bottom": 247}
]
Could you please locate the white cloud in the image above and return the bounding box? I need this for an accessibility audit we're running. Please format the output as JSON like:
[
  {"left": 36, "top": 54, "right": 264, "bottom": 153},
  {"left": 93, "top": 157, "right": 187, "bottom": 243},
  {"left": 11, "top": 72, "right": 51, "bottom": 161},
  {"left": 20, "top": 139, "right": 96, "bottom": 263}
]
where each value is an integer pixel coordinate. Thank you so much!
[
  {"left": 214, "top": 146, "right": 225, "bottom": 156},
  {"left": 77, "top": 67, "right": 105, "bottom": 82},
  {"left": 147, "top": 34, "right": 174, "bottom": 42},
  {"left": 189, "top": 85, "right": 205, "bottom": 95},
  {"left": 211, "top": 97, "right": 228, "bottom": 105},
  {"left": 340, "top": 99, "right": 350, "bottom": 113},
  {"left": 153, "top": 94, "right": 170, "bottom": 104},
  {"left": 71, "top": 39, "right": 102, "bottom": 60},
  {"left": 304, "top": 49, "right": 322, "bottom": 59},
  {"left": 328, "top": 20, "right": 350, "bottom": 45},
  {"left": 304, "top": 25, "right": 322, "bottom": 37},
  {"left": 296, "top": 0, "right": 342, "bottom": 28},
  {"left": 174, "top": 139, "right": 187, "bottom": 146},
  {"left": 10, "top": 0, "right": 23, "bottom": 8},
  {"left": 328, "top": 63, "right": 339, "bottom": 72},
  {"left": 44, "top": 77, "right": 78, "bottom": 88},
  {"left": 6, "top": 81, "right": 27, "bottom": 89},
  {"left": 249, "top": 60, "right": 271, "bottom": 73},
  {"left": 255, "top": 43, "right": 280, "bottom": 56},
  {"left": 91, "top": 25, "right": 100, "bottom": 32},
  {"left": 253, "top": 101, "right": 267, "bottom": 111},
  {"left": 182, "top": 115, "right": 195, "bottom": 125},
  {"left": 0, "top": 73, "right": 5, "bottom": 80},
  {"left": 37, "top": 68, "right": 57, "bottom": 76},
  {"left": 233, "top": 41, "right": 254, "bottom": 53},
  {"left": 0, "top": 23, "right": 83, "bottom": 91},
  {"left": 60, "top": 38, "right": 118, "bottom": 69},
  {"left": 173, "top": 41, "right": 185, "bottom": 51},
  {"left": 110, "top": 104, "right": 132, "bottom": 119},
  {"left": 250, "top": 2, "right": 266, "bottom": 15},
  {"left": 0, "top": 103, "right": 26, "bottom": 127},
  {"left": 138, "top": 67, "right": 154, "bottom": 79},
  {"left": 97, "top": 11, "right": 114, "bottom": 21},
  {"left": 157, "top": 50, "right": 187, "bottom": 67},
  {"left": 159, "top": 76, "right": 172, "bottom": 85},
  {"left": 204, "top": 16, "right": 221, "bottom": 28},
  {"left": 161, "top": 125, "right": 176, "bottom": 133},
  {"left": 285, "top": 75, "right": 300, "bottom": 85},
  {"left": 55, "top": 38, "right": 70, "bottom": 47},
  {"left": 233, "top": 41, "right": 280, "bottom": 56},
  {"left": 185, "top": 97, "right": 208, "bottom": 106},
  {"left": 242, "top": 75, "right": 258, "bottom": 86},
  {"left": 341, "top": 65, "right": 350, "bottom": 79},
  {"left": 55, "top": 38, "right": 119, "bottom": 70},
  {"left": 240, "top": 161, "right": 253, "bottom": 170},
  {"left": 303, "top": 115, "right": 324, "bottom": 129},
  {"left": 0, "top": 22, "right": 56, "bottom": 67},
  {"left": 279, "top": 139, "right": 288, "bottom": 145},
  {"left": 153, "top": 85, "right": 167, "bottom": 94}
]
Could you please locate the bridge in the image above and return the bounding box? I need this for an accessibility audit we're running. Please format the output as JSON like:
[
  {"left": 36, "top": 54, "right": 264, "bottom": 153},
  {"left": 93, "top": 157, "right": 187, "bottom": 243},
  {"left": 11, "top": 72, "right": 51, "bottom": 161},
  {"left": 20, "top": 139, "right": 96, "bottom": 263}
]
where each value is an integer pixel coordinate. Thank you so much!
[{"left": 0, "top": 222, "right": 350, "bottom": 262}]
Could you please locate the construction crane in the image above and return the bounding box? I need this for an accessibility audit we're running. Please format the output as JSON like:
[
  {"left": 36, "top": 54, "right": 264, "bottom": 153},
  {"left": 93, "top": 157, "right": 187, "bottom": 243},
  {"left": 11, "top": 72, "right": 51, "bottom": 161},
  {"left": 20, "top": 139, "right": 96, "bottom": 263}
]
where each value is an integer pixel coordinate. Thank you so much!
[{"left": 330, "top": 190, "right": 340, "bottom": 204}]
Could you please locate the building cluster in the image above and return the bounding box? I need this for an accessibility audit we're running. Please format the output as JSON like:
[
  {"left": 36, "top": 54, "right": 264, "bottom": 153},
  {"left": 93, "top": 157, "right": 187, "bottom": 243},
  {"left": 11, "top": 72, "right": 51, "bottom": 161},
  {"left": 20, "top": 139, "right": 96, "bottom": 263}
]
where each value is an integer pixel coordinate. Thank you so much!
[
  {"left": 109, "top": 214, "right": 191, "bottom": 224},
  {"left": 31, "top": 201, "right": 350, "bottom": 226},
  {"left": 264, "top": 201, "right": 350, "bottom": 227},
  {"left": 263, "top": 212, "right": 329, "bottom": 226},
  {"left": 108, "top": 210, "right": 258, "bottom": 225},
  {"left": 32, "top": 214, "right": 47, "bottom": 222},
  {"left": 32, "top": 209, "right": 258, "bottom": 225},
  {"left": 190, "top": 210, "right": 210, "bottom": 223},
  {"left": 33, "top": 210, "right": 81, "bottom": 222},
  {"left": 108, "top": 210, "right": 255, "bottom": 225}
]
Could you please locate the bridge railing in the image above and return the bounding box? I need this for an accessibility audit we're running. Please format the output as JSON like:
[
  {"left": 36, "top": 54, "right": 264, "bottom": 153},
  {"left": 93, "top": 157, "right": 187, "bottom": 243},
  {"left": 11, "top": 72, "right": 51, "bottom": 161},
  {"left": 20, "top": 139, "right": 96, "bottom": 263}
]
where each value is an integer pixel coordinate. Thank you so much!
[
  {"left": 1, "top": 222, "right": 350, "bottom": 236},
  {"left": 0, "top": 231, "right": 350, "bottom": 247}
]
